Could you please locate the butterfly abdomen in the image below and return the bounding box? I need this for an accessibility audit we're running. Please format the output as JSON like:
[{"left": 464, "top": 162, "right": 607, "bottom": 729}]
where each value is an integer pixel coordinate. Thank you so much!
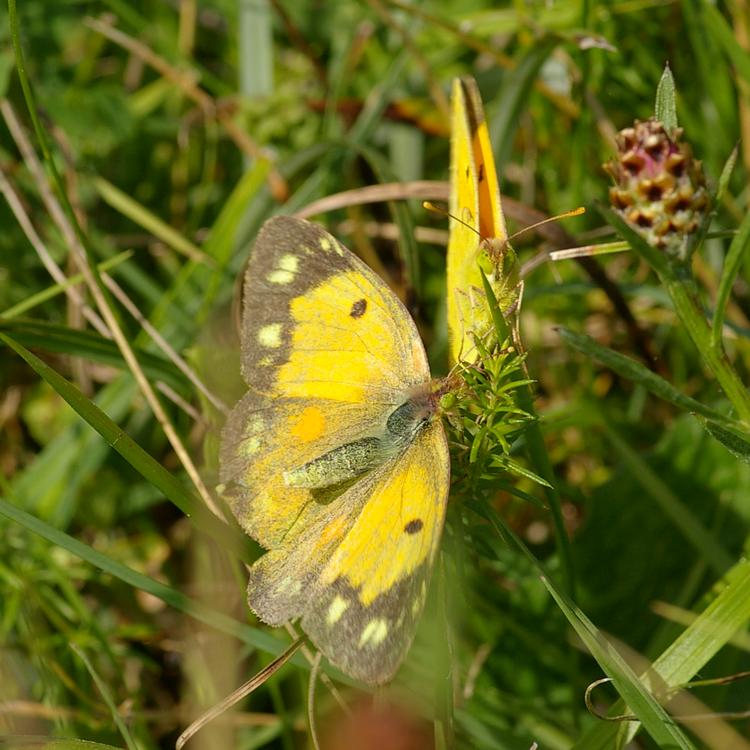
[{"left": 283, "top": 436, "right": 386, "bottom": 489}]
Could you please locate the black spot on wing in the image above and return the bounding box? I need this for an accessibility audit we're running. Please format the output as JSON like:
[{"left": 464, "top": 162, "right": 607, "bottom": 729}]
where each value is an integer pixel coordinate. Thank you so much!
[
  {"left": 404, "top": 518, "right": 423, "bottom": 534},
  {"left": 478, "top": 162, "right": 484, "bottom": 183},
  {"left": 350, "top": 298, "right": 367, "bottom": 318}
]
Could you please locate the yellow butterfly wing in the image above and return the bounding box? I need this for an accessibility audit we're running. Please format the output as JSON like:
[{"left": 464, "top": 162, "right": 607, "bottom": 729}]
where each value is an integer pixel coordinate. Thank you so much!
[
  {"left": 447, "top": 76, "right": 513, "bottom": 364},
  {"left": 220, "top": 216, "right": 449, "bottom": 682},
  {"left": 302, "top": 419, "right": 448, "bottom": 684}
]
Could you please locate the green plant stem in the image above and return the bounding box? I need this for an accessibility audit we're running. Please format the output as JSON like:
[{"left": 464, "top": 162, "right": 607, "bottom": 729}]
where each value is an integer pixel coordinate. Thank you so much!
[{"left": 662, "top": 265, "right": 750, "bottom": 423}]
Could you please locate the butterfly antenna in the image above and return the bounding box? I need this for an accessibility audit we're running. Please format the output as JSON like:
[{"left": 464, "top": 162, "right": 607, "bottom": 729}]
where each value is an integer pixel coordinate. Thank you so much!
[
  {"left": 307, "top": 650, "right": 324, "bottom": 750},
  {"left": 507, "top": 206, "right": 585, "bottom": 243},
  {"left": 175, "top": 636, "right": 305, "bottom": 750},
  {"left": 425, "top": 201, "right": 585, "bottom": 246},
  {"left": 423, "top": 201, "right": 484, "bottom": 240}
]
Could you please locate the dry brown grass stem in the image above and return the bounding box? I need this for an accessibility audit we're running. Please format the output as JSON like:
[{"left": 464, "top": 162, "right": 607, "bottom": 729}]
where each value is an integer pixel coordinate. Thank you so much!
[
  {"left": 1, "top": 100, "right": 225, "bottom": 520},
  {"left": 84, "top": 14, "right": 288, "bottom": 202}
]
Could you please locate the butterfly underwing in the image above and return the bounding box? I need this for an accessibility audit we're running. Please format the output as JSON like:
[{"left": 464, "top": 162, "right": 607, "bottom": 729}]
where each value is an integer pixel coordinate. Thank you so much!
[{"left": 220, "top": 216, "right": 450, "bottom": 684}]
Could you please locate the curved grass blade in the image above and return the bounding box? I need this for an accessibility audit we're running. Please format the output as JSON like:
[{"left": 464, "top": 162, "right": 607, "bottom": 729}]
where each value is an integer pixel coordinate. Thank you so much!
[
  {"left": 558, "top": 327, "right": 732, "bottom": 423},
  {"left": 0, "top": 496, "right": 288, "bottom": 660},
  {"left": 574, "top": 558, "right": 750, "bottom": 749},
  {"left": 0, "top": 318, "right": 188, "bottom": 394},
  {"left": 0, "top": 332, "right": 253, "bottom": 562},
  {"left": 481, "top": 506, "right": 696, "bottom": 750}
]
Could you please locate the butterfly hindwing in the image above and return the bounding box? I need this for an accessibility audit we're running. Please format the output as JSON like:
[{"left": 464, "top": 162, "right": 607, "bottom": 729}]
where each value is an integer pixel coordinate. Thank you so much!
[{"left": 302, "top": 419, "right": 449, "bottom": 684}]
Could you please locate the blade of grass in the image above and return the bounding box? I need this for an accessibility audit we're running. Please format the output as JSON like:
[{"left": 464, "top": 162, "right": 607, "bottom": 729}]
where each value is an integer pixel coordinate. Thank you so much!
[
  {"left": 0, "top": 495, "right": 287, "bottom": 660},
  {"left": 0, "top": 332, "right": 253, "bottom": 561},
  {"left": 0, "top": 318, "right": 188, "bottom": 394},
  {"left": 711, "top": 206, "right": 750, "bottom": 348},
  {"left": 558, "top": 327, "right": 732, "bottom": 423},
  {"left": 574, "top": 557, "right": 750, "bottom": 749},
  {"left": 93, "top": 177, "right": 213, "bottom": 266},
  {"left": 480, "top": 506, "right": 696, "bottom": 750},
  {"left": 9, "top": 1, "right": 224, "bottom": 514},
  {"left": 696, "top": 416, "right": 750, "bottom": 464},
  {"left": 69, "top": 645, "right": 138, "bottom": 750},
  {"left": 1, "top": 251, "right": 133, "bottom": 319}
]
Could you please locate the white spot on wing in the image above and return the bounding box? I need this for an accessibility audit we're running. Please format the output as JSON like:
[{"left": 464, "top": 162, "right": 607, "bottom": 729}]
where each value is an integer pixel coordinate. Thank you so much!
[
  {"left": 258, "top": 323, "right": 282, "bottom": 348},
  {"left": 327, "top": 595, "right": 349, "bottom": 625},
  {"left": 267, "top": 255, "right": 299, "bottom": 285},
  {"left": 279, "top": 254, "right": 299, "bottom": 272},
  {"left": 358, "top": 618, "right": 388, "bottom": 648},
  {"left": 267, "top": 269, "right": 294, "bottom": 284}
]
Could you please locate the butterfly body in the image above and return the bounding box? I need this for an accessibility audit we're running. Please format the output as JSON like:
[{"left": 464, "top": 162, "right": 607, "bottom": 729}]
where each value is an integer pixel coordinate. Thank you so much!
[{"left": 221, "top": 216, "right": 449, "bottom": 684}]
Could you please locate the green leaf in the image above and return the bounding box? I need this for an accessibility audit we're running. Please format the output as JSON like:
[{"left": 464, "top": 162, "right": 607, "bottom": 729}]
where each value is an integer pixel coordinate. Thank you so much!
[
  {"left": 0, "top": 318, "right": 188, "bottom": 394},
  {"left": 574, "top": 558, "right": 750, "bottom": 748},
  {"left": 1, "top": 251, "right": 133, "bottom": 319},
  {"left": 697, "top": 416, "right": 750, "bottom": 464},
  {"left": 711, "top": 204, "right": 750, "bottom": 348},
  {"left": 93, "top": 177, "right": 212, "bottom": 266},
  {"left": 654, "top": 63, "right": 678, "bottom": 133},
  {"left": 0, "top": 496, "right": 295, "bottom": 661},
  {"left": 482, "top": 508, "right": 696, "bottom": 750},
  {"left": 558, "top": 327, "right": 732, "bottom": 423},
  {"left": 0, "top": 332, "right": 254, "bottom": 562},
  {"left": 479, "top": 267, "right": 511, "bottom": 341}
]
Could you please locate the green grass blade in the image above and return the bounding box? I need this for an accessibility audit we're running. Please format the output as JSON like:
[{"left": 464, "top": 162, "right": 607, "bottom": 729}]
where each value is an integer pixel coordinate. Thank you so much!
[
  {"left": 558, "top": 327, "right": 732, "bottom": 422},
  {"left": 0, "top": 496, "right": 288, "bottom": 659},
  {"left": 574, "top": 558, "right": 750, "bottom": 748},
  {"left": 697, "top": 416, "right": 750, "bottom": 464},
  {"left": 69, "top": 644, "right": 138, "bottom": 750},
  {"left": 1, "top": 251, "right": 133, "bottom": 319},
  {"left": 93, "top": 177, "right": 212, "bottom": 266},
  {"left": 711, "top": 206, "right": 750, "bottom": 348},
  {"left": 483, "top": 508, "right": 696, "bottom": 750},
  {"left": 0, "top": 318, "right": 188, "bottom": 393},
  {"left": 0, "top": 332, "right": 253, "bottom": 562}
]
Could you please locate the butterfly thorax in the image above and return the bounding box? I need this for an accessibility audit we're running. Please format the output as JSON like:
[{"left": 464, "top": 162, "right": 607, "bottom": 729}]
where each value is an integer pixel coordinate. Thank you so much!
[{"left": 284, "top": 385, "right": 438, "bottom": 491}]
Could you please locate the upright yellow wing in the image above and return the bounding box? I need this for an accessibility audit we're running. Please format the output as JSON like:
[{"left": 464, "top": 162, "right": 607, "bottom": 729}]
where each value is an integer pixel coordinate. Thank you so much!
[
  {"left": 447, "top": 76, "right": 517, "bottom": 364},
  {"left": 220, "top": 216, "right": 450, "bottom": 684}
]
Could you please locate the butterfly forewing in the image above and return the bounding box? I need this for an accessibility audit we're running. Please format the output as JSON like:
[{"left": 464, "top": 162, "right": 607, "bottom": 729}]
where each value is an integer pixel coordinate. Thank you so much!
[{"left": 446, "top": 76, "right": 513, "bottom": 364}]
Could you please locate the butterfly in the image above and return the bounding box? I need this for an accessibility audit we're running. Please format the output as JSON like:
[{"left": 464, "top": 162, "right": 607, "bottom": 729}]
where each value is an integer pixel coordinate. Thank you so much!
[
  {"left": 220, "top": 215, "right": 450, "bottom": 685},
  {"left": 447, "top": 76, "right": 519, "bottom": 365}
]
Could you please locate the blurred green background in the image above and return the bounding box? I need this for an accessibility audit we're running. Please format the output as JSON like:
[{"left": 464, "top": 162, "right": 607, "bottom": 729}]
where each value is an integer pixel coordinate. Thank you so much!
[{"left": 2, "top": 1, "right": 750, "bottom": 749}]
